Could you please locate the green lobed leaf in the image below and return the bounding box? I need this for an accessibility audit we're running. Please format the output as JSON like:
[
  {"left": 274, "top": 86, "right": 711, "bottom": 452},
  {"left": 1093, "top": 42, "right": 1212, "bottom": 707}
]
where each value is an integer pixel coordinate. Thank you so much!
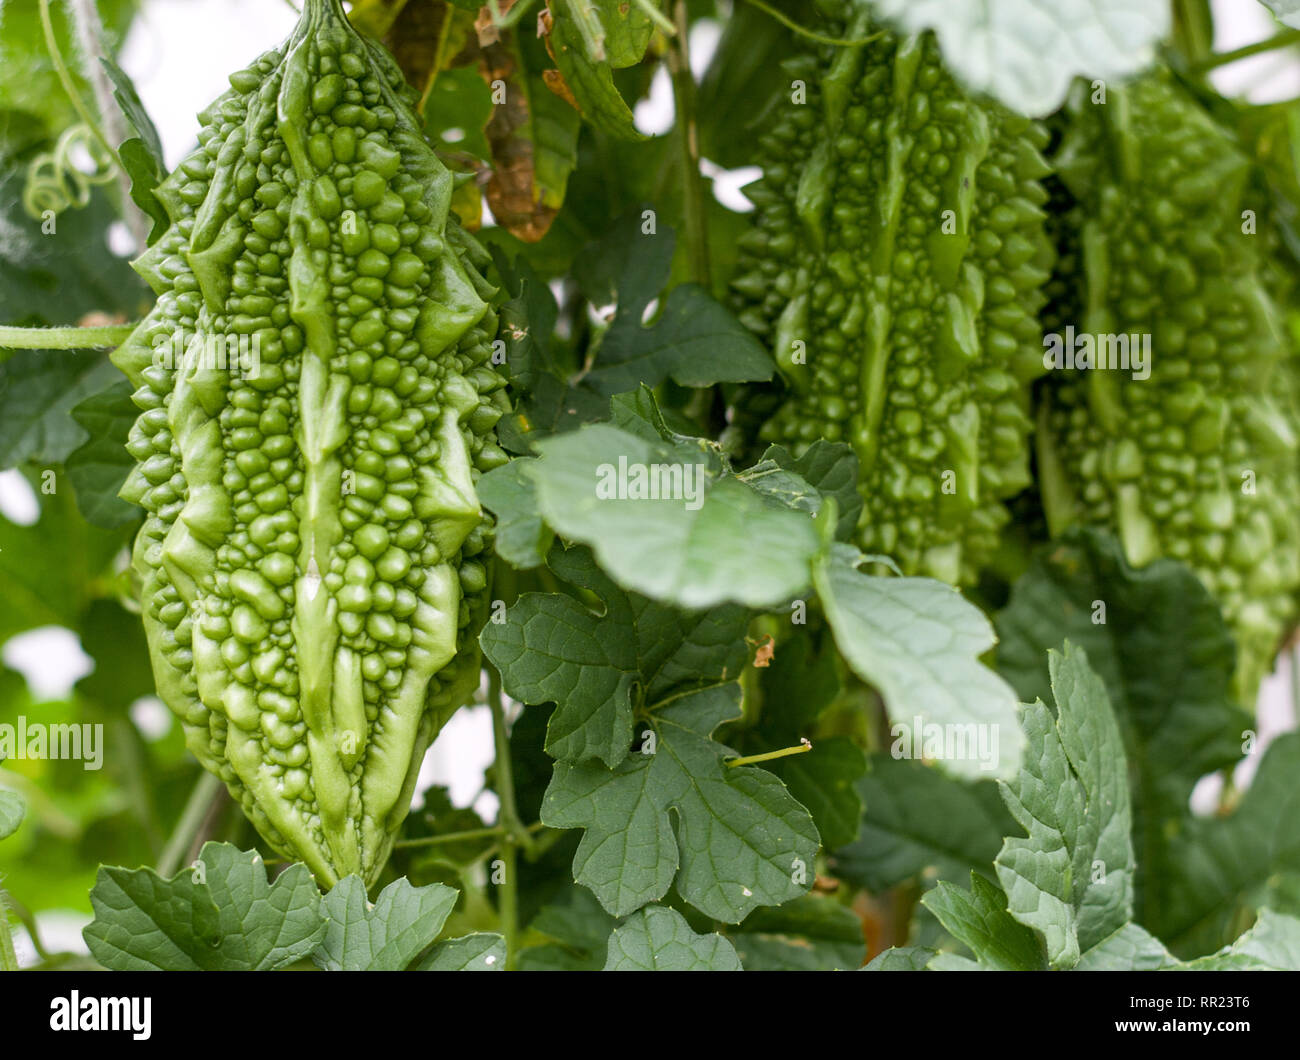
[
  {"left": 830, "top": 754, "right": 1013, "bottom": 892},
  {"left": 546, "top": 0, "right": 646, "bottom": 142},
  {"left": 1260, "top": 1, "right": 1300, "bottom": 29},
  {"left": 921, "top": 873, "right": 1044, "bottom": 970},
  {"left": 995, "top": 530, "right": 1252, "bottom": 931},
  {"left": 312, "top": 876, "right": 459, "bottom": 971},
  {"left": 0, "top": 789, "right": 25, "bottom": 840},
  {"left": 995, "top": 644, "right": 1135, "bottom": 968},
  {"left": 1184, "top": 910, "right": 1300, "bottom": 971},
  {"left": 736, "top": 459, "right": 823, "bottom": 519},
  {"left": 925, "top": 953, "right": 982, "bottom": 971},
  {"left": 751, "top": 441, "right": 863, "bottom": 543},
  {"left": 867, "top": 0, "right": 1170, "bottom": 117},
  {"left": 477, "top": 460, "right": 552, "bottom": 569},
  {"left": 814, "top": 543, "right": 1024, "bottom": 780},
  {"left": 863, "top": 946, "right": 937, "bottom": 971},
  {"left": 1151, "top": 733, "right": 1300, "bottom": 956},
  {"left": 65, "top": 380, "right": 140, "bottom": 528},
  {"left": 561, "top": 0, "right": 654, "bottom": 68},
  {"left": 1077, "top": 911, "right": 1300, "bottom": 971},
  {"left": 99, "top": 54, "right": 169, "bottom": 244},
  {"left": 574, "top": 217, "right": 773, "bottom": 396},
  {"left": 518, "top": 885, "right": 617, "bottom": 970},
  {"left": 487, "top": 249, "right": 603, "bottom": 450},
  {"left": 482, "top": 544, "right": 750, "bottom": 767},
  {"left": 1074, "top": 922, "right": 1179, "bottom": 970},
  {"left": 0, "top": 351, "right": 124, "bottom": 469},
  {"left": 74, "top": 599, "right": 155, "bottom": 713},
  {"left": 729, "top": 893, "right": 866, "bottom": 970},
  {"left": 83, "top": 844, "right": 324, "bottom": 971},
  {"left": 421, "top": 64, "right": 493, "bottom": 161},
  {"left": 542, "top": 684, "right": 820, "bottom": 922},
  {"left": 604, "top": 906, "right": 743, "bottom": 970},
  {"left": 607, "top": 386, "right": 701, "bottom": 443},
  {"left": 417, "top": 932, "right": 507, "bottom": 971},
  {"left": 525, "top": 423, "right": 819, "bottom": 609}
]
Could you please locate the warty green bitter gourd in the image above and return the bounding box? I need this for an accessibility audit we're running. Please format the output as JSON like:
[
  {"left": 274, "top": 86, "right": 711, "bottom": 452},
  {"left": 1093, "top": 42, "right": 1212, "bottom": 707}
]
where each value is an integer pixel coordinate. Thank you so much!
[
  {"left": 111, "top": 0, "right": 509, "bottom": 886},
  {"left": 1037, "top": 73, "right": 1300, "bottom": 703},
  {"left": 732, "top": 18, "right": 1053, "bottom": 584}
]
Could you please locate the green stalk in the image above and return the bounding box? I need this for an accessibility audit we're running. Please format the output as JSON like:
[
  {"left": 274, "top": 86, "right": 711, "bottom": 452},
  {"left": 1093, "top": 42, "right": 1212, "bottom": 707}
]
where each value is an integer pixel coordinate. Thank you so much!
[
  {"left": 38, "top": 0, "right": 122, "bottom": 173},
  {"left": 0, "top": 889, "right": 47, "bottom": 962},
  {"left": 1170, "top": 0, "right": 1214, "bottom": 67},
  {"left": 0, "top": 890, "right": 19, "bottom": 971},
  {"left": 488, "top": 669, "right": 535, "bottom": 854},
  {"left": 666, "top": 0, "right": 710, "bottom": 288},
  {"left": 496, "top": 839, "right": 519, "bottom": 970},
  {"left": 156, "top": 771, "right": 224, "bottom": 878},
  {"left": 488, "top": 666, "right": 534, "bottom": 969},
  {"left": 632, "top": 0, "right": 676, "bottom": 36},
  {"left": 1191, "top": 29, "right": 1300, "bottom": 73},
  {"left": 0, "top": 324, "right": 137, "bottom": 352},
  {"left": 726, "top": 741, "right": 811, "bottom": 767},
  {"left": 741, "top": 0, "right": 884, "bottom": 48},
  {"left": 495, "top": 0, "right": 542, "bottom": 32},
  {"left": 394, "top": 825, "right": 504, "bottom": 849},
  {"left": 416, "top": 2, "right": 457, "bottom": 115}
]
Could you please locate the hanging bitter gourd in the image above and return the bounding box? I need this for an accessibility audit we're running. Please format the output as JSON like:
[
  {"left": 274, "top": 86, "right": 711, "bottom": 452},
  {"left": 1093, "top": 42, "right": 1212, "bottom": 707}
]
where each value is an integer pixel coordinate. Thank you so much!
[
  {"left": 732, "top": 15, "right": 1053, "bottom": 584},
  {"left": 111, "top": 0, "right": 509, "bottom": 886},
  {"left": 1038, "top": 72, "right": 1300, "bottom": 703}
]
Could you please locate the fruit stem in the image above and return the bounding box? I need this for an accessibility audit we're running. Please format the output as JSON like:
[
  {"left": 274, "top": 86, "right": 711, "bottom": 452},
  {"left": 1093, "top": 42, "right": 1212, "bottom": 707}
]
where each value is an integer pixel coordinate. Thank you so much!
[
  {"left": 156, "top": 772, "right": 225, "bottom": 878},
  {"left": 0, "top": 324, "right": 137, "bottom": 354},
  {"left": 1191, "top": 29, "right": 1300, "bottom": 73}
]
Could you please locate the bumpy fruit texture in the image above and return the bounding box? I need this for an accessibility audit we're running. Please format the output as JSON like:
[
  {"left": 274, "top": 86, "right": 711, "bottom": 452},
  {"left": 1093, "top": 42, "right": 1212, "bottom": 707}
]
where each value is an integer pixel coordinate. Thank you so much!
[
  {"left": 111, "top": 0, "right": 509, "bottom": 885},
  {"left": 1039, "top": 73, "right": 1300, "bottom": 704},
  {"left": 733, "top": 28, "right": 1053, "bottom": 585}
]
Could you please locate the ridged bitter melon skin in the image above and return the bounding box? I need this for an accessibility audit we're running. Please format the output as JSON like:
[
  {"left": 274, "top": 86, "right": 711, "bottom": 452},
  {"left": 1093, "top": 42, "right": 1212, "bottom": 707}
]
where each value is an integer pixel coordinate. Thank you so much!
[
  {"left": 1038, "top": 73, "right": 1300, "bottom": 703},
  {"left": 111, "top": 0, "right": 509, "bottom": 885},
  {"left": 732, "top": 24, "right": 1054, "bottom": 585}
]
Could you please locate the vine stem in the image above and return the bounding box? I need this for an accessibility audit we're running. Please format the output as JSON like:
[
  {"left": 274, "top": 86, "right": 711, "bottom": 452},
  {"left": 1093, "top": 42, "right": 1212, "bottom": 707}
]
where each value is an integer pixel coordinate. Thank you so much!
[
  {"left": 1190, "top": 28, "right": 1300, "bottom": 73},
  {"left": 497, "top": 839, "right": 519, "bottom": 970},
  {"left": 1170, "top": 0, "right": 1214, "bottom": 67},
  {"left": 156, "top": 771, "right": 224, "bottom": 878},
  {"left": 67, "top": 0, "right": 151, "bottom": 250},
  {"left": 394, "top": 825, "right": 504, "bottom": 848},
  {"left": 632, "top": 0, "right": 675, "bottom": 36},
  {"left": 0, "top": 323, "right": 137, "bottom": 352},
  {"left": 0, "top": 889, "right": 48, "bottom": 962},
  {"left": 741, "top": 0, "right": 884, "bottom": 48},
  {"left": 666, "top": 0, "right": 710, "bottom": 288},
  {"left": 491, "top": 0, "right": 541, "bottom": 32},
  {"left": 725, "top": 740, "right": 812, "bottom": 768},
  {"left": 488, "top": 666, "right": 533, "bottom": 969},
  {"left": 416, "top": 3, "right": 456, "bottom": 116},
  {"left": 488, "top": 668, "right": 535, "bottom": 855},
  {"left": 394, "top": 820, "right": 547, "bottom": 850},
  {"left": 38, "top": 0, "right": 121, "bottom": 174},
  {"left": 0, "top": 889, "right": 20, "bottom": 971}
]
